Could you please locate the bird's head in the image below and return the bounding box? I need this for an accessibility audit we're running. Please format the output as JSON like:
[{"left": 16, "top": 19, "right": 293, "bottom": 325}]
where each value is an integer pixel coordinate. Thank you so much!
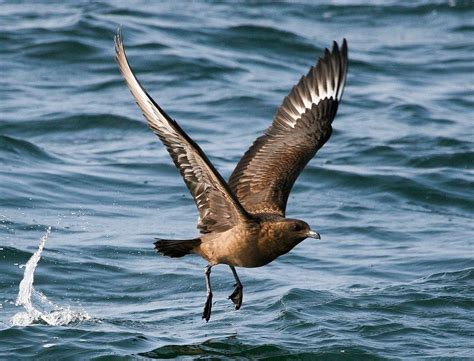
[
  {"left": 261, "top": 218, "right": 322, "bottom": 261},
  {"left": 282, "top": 219, "right": 321, "bottom": 243}
]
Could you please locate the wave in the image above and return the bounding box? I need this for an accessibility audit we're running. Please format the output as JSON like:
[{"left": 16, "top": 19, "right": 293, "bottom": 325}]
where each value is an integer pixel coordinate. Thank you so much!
[
  {"left": 0, "top": 1, "right": 472, "bottom": 359},
  {"left": 0, "top": 114, "right": 146, "bottom": 139},
  {"left": 23, "top": 40, "right": 98, "bottom": 61},
  {"left": 139, "top": 337, "right": 378, "bottom": 359},
  {"left": 0, "top": 135, "right": 59, "bottom": 163}
]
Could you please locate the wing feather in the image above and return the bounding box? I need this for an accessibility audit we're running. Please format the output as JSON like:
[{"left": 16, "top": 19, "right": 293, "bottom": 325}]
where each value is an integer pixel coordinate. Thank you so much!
[
  {"left": 229, "top": 40, "right": 348, "bottom": 216},
  {"left": 114, "top": 29, "right": 250, "bottom": 233}
]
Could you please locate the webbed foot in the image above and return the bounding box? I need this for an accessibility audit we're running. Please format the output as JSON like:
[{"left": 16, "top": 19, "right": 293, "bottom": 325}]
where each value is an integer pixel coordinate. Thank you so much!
[{"left": 228, "top": 283, "right": 243, "bottom": 310}]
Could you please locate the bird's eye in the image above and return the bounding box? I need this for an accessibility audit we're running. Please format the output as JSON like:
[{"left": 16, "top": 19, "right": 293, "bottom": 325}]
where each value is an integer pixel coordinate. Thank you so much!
[{"left": 293, "top": 224, "right": 303, "bottom": 232}]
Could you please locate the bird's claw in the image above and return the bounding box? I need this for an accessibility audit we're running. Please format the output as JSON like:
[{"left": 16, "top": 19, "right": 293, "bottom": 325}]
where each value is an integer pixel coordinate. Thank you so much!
[{"left": 228, "top": 283, "right": 243, "bottom": 310}]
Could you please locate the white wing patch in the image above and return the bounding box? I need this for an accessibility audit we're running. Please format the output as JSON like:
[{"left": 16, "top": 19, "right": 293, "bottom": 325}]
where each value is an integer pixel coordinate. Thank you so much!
[
  {"left": 115, "top": 33, "right": 176, "bottom": 137},
  {"left": 276, "top": 41, "right": 347, "bottom": 129}
]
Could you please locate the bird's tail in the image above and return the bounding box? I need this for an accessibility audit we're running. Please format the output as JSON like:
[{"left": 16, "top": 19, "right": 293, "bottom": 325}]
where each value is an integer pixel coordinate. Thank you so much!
[{"left": 154, "top": 238, "right": 201, "bottom": 258}]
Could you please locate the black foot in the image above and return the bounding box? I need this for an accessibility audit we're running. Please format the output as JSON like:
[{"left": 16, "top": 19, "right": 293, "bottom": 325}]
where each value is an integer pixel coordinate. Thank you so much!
[
  {"left": 228, "top": 283, "right": 243, "bottom": 310},
  {"left": 202, "top": 292, "right": 213, "bottom": 322}
]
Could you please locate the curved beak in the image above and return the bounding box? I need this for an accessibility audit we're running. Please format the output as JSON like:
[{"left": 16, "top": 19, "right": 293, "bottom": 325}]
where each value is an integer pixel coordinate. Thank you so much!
[{"left": 307, "top": 230, "right": 321, "bottom": 240}]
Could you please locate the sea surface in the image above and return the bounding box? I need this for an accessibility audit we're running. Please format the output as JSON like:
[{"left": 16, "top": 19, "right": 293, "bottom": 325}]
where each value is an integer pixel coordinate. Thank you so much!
[{"left": 1, "top": 1, "right": 473, "bottom": 359}]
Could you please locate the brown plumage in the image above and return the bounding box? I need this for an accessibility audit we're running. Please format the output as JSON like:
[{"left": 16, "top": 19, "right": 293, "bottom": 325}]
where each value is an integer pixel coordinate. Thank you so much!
[{"left": 114, "top": 29, "right": 348, "bottom": 321}]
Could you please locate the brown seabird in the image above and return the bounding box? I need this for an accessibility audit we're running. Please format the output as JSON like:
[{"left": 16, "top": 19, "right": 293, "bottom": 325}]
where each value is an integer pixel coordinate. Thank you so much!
[{"left": 114, "top": 29, "right": 348, "bottom": 321}]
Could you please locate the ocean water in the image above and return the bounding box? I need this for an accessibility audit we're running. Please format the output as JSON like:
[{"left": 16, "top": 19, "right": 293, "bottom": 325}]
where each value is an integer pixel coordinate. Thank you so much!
[{"left": 1, "top": 0, "right": 473, "bottom": 359}]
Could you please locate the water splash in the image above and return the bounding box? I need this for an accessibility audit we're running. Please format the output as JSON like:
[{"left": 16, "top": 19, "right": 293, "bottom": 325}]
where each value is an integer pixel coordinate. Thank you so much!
[
  {"left": 11, "top": 227, "right": 91, "bottom": 326},
  {"left": 15, "top": 227, "right": 50, "bottom": 312}
]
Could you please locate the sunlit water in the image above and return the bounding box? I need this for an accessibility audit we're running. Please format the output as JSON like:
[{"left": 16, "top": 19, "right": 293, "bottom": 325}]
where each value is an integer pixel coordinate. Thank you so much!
[{"left": 1, "top": 1, "right": 473, "bottom": 359}]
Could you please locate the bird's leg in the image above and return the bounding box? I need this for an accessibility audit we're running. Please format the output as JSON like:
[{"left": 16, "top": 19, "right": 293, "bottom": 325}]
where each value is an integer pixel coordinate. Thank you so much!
[
  {"left": 228, "top": 266, "right": 243, "bottom": 310},
  {"left": 202, "top": 265, "right": 213, "bottom": 322}
]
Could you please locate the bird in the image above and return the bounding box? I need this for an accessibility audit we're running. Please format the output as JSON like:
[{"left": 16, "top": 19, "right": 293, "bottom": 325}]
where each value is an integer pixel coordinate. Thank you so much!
[{"left": 114, "top": 28, "right": 348, "bottom": 322}]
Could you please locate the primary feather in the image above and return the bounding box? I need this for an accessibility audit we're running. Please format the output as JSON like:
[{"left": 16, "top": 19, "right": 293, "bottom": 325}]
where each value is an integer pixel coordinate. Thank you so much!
[{"left": 228, "top": 40, "right": 348, "bottom": 216}]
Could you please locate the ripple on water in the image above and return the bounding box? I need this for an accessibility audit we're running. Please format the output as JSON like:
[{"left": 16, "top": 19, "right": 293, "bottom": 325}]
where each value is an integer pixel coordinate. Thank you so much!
[{"left": 1, "top": 1, "right": 473, "bottom": 359}]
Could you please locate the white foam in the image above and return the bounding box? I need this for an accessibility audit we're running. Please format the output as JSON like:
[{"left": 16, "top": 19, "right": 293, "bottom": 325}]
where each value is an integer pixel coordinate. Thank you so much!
[{"left": 11, "top": 227, "right": 91, "bottom": 327}]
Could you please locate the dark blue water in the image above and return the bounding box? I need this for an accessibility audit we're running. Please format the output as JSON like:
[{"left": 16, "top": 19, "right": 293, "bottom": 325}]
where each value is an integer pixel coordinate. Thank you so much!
[{"left": 1, "top": 1, "right": 473, "bottom": 359}]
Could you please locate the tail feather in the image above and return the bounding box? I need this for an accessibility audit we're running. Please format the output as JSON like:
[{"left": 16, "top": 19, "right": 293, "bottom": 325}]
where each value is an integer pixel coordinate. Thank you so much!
[{"left": 154, "top": 238, "right": 201, "bottom": 258}]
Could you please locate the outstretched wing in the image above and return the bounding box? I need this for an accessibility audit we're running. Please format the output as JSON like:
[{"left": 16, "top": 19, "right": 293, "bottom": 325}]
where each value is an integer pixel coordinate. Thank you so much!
[
  {"left": 115, "top": 29, "right": 250, "bottom": 233},
  {"left": 229, "top": 40, "right": 348, "bottom": 216}
]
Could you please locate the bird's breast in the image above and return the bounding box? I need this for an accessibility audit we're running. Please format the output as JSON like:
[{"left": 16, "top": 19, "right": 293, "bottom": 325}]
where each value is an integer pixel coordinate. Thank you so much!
[{"left": 197, "top": 224, "right": 294, "bottom": 268}]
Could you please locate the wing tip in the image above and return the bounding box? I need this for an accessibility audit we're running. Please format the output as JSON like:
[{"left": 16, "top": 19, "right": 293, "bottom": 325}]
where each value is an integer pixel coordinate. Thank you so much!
[
  {"left": 341, "top": 38, "right": 348, "bottom": 60},
  {"left": 273, "top": 38, "right": 349, "bottom": 127},
  {"left": 326, "top": 38, "right": 348, "bottom": 101},
  {"left": 338, "top": 38, "right": 348, "bottom": 100},
  {"left": 324, "top": 38, "right": 347, "bottom": 59},
  {"left": 327, "top": 38, "right": 348, "bottom": 64},
  {"left": 314, "top": 38, "right": 349, "bottom": 102},
  {"left": 114, "top": 26, "right": 125, "bottom": 58}
]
